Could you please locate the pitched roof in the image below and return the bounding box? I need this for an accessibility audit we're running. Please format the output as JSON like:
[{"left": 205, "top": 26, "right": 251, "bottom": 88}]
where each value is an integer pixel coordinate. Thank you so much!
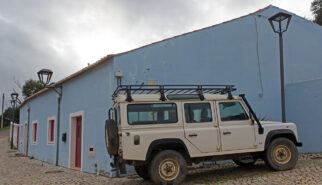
[
  {"left": 19, "top": 5, "right": 271, "bottom": 108},
  {"left": 19, "top": 54, "right": 115, "bottom": 108}
]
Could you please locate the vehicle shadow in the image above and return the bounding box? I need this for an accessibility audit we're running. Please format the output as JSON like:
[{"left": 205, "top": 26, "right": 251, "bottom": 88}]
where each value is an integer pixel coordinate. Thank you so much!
[
  {"left": 123, "top": 161, "right": 273, "bottom": 185},
  {"left": 184, "top": 162, "right": 272, "bottom": 184}
]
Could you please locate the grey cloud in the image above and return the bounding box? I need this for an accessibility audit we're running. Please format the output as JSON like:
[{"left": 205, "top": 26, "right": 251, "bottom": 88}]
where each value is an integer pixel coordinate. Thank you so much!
[{"left": 0, "top": 1, "right": 81, "bottom": 103}]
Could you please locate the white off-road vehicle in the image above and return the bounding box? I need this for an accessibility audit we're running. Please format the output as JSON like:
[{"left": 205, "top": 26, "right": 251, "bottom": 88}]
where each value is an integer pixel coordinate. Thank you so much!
[{"left": 105, "top": 85, "right": 302, "bottom": 184}]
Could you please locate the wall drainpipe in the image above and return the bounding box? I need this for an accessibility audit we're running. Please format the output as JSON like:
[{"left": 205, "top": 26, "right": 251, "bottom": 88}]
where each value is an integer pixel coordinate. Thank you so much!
[{"left": 56, "top": 94, "right": 61, "bottom": 166}]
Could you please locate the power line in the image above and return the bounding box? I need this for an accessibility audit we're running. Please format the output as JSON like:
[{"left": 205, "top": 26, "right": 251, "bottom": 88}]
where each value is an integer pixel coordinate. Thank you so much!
[{"left": 252, "top": 15, "right": 264, "bottom": 97}]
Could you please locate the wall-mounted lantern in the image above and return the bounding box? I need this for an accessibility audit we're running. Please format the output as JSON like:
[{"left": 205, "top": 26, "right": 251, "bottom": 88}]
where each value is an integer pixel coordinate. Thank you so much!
[
  {"left": 10, "top": 92, "right": 19, "bottom": 149},
  {"left": 36, "top": 68, "right": 61, "bottom": 166},
  {"left": 37, "top": 69, "right": 53, "bottom": 87}
]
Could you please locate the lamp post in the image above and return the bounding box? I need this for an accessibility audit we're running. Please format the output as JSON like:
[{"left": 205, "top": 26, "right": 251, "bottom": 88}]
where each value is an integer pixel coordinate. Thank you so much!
[
  {"left": 10, "top": 92, "right": 19, "bottom": 149},
  {"left": 37, "top": 69, "right": 62, "bottom": 166},
  {"left": 268, "top": 12, "right": 292, "bottom": 123}
]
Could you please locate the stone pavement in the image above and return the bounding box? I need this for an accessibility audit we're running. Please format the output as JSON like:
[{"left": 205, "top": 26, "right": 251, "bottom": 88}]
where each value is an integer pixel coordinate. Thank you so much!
[
  {"left": 1, "top": 133, "right": 322, "bottom": 185},
  {"left": 0, "top": 128, "right": 9, "bottom": 138}
]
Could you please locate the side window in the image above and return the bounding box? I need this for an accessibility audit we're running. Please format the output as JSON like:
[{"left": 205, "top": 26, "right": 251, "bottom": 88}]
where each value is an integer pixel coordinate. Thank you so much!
[
  {"left": 127, "top": 103, "right": 177, "bottom": 125},
  {"left": 219, "top": 101, "right": 249, "bottom": 121},
  {"left": 184, "top": 103, "right": 213, "bottom": 123}
]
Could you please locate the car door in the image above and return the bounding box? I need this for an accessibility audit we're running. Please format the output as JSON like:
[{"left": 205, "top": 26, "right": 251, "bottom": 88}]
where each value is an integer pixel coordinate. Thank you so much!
[
  {"left": 183, "top": 101, "right": 220, "bottom": 153},
  {"left": 217, "top": 100, "right": 256, "bottom": 151}
]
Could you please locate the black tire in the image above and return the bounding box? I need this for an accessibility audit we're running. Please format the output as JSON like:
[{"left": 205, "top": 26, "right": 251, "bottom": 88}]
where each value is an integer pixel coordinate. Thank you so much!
[
  {"left": 265, "top": 137, "right": 298, "bottom": 171},
  {"left": 233, "top": 158, "right": 257, "bottom": 167},
  {"left": 135, "top": 165, "right": 150, "bottom": 180},
  {"left": 149, "top": 150, "right": 187, "bottom": 185},
  {"left": 105, "top": 119, "right": 119, "bottom": 155}
]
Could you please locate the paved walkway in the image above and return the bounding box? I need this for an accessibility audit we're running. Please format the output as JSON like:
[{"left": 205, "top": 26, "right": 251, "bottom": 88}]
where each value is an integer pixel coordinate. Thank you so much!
[
  {"left": 1, "top": 131, "right": 322, "bottom": 184},
  {"left": 0, "top": 128, "right": 9, "bottom": 138}
]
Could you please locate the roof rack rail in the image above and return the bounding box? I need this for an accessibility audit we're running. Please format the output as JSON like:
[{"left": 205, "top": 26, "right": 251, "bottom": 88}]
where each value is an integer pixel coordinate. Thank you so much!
[{"left": 112, "top": 85, "right": 236, "bottom": 102}]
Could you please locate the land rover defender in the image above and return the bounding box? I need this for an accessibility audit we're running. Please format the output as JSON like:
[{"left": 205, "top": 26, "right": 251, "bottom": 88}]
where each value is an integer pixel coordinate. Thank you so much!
[{"left": 105, "top": 85, "right": 302, "bottom": 184}]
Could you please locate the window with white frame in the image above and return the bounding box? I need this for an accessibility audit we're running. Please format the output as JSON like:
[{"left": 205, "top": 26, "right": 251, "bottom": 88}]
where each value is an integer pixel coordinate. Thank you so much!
[
  {"left": 47, "top": 118, "right": 55, "bottom": 144},
  {"left": 32, "top": 122, "right": 38, "bottom": 144}
]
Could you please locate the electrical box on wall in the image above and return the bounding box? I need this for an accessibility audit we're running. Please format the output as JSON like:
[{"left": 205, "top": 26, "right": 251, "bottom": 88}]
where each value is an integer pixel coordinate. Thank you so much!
[
  {"left": 147, "top": 79, "right": 158, "bottom": 89},
  {"left": 114, "top": 70, "right": 123, "bottom": 78},
  {"left": 62, "top": 133, "right": 67, "bottom": 142},
  {"left": 88, "top": 146, "right": 95, "bottom": 157},
  {"left": 147, "top": 79, "right": 158, "bottom": 85}
]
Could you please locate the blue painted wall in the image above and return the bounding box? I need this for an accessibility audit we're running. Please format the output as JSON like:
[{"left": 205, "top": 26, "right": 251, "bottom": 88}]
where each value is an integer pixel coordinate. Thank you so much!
[
  {"left": 19, "top": 59, "right": 117, "bottom": 175},
  {"left": 114, "top": 6, "right": 286, "bottom": 120},
  {"left": 286, "top": 79, "right": 322, "bottom": 153},
  {"left": 113, "top": 6, "right": 322, "bottom": 152},
  {"left": 18, "top": 90, "right": 58, "bottom": 163},
  {"left": 18, "top": 5, "right": 322, "bottom": 176}
]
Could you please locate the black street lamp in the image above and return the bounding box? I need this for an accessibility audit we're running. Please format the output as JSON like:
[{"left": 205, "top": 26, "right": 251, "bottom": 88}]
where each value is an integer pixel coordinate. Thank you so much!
[
  {"left": 10, "top": 92, "right": 19, "bottom": 149},
  {"left": 268, "top": 12, "right": 292, "bottom": 123},
  {"left": 37, "top": 69, "right": 62, "bottom": 166},
  {"left": 37, "top": 69, "right": 53, "bottom": 87}
]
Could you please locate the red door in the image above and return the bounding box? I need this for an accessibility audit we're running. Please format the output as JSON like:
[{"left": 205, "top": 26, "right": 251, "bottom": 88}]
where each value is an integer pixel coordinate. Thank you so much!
[{"left": 75, "top": 117, "right": 82, "bottom": 168}]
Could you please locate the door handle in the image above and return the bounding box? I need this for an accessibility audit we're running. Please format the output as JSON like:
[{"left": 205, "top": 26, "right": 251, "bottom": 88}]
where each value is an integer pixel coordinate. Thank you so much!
[
  {"left": 223, "top": 131, "right": 231, "bottom": 135},
  {"left": 189, "top": 134, "right": 198, "bottom": 137}
]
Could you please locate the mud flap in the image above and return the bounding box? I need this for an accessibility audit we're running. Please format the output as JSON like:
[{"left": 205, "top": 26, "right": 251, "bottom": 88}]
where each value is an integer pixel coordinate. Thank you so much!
[{"left": 111, "top": 155, "right": 127, "bottom": 176}]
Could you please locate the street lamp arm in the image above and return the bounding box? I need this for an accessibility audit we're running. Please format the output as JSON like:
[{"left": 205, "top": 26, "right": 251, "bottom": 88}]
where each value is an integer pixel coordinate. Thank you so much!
[
  {"left": 16, "top": 98, "right": 22, "bottom": 104},
  {"left": 47, "top": 86, "right": 62, "bottom": 97}
]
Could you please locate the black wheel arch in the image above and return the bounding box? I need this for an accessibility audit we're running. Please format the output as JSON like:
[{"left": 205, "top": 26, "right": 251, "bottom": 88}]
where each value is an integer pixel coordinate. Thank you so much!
[
  {"left": 265, "top": 129, "right": 302, "bottom": 150},
  {"left": 146, "top": 138, "right": 190, "bottom": 161}
]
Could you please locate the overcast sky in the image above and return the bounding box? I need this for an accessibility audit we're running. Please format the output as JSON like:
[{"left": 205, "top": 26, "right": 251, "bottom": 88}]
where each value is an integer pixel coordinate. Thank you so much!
[{"left": 0, "top": 0, "right": 313, "bottom": 108}]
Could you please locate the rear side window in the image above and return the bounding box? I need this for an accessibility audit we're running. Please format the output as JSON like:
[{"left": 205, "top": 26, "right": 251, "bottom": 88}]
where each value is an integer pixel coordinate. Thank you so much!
[
  {"left": 127, "top": 103, "right": 177, "bottom": 125},
  {"left": 219, "top": 102, "right": 249, "bottom": 121},
  {"left": 184, "top": 103, "right": 213, "bottom": 123}
]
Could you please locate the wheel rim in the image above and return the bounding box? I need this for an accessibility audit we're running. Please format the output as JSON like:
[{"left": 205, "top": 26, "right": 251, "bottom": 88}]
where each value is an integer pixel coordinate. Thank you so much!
[
  {"left": 158, "top": 158, "right": 180, "bottom": 181},
  {"left": 273, "top": 144, "right": 291, "bottom": 164}
]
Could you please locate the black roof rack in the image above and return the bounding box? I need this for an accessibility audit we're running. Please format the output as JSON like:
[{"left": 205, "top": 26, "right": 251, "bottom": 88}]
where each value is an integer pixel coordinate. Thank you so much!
[{"left": 112, "top": 85, "right": 236, "bottom": 102}]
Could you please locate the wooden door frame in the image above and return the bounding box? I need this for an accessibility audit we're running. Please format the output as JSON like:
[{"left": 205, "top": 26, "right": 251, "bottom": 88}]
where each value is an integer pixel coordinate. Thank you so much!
[{"left": 69, "top": 111, "right": 84, "bottom": 171}]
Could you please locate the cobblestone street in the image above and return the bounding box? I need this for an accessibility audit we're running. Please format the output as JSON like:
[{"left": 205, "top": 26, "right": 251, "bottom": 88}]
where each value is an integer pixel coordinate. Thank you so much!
[{"left": 1, "top": 133, "right": 322, "bottom": 185}]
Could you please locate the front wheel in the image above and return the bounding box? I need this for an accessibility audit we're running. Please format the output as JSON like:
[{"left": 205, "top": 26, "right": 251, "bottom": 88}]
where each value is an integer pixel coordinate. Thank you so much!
[
  {"left": 265, "top": 137, "right": 298, "bottom": 171},
  {"left": 149, "top": 150, "right": 187, "bottom": 185}
]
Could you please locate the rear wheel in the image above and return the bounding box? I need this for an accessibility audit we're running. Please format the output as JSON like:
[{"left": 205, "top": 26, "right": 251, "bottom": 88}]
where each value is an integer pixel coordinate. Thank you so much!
[
  {"left": 265, "top": 137, "right": 298, "bottom": 171},
  {"left": 149, "top": 150, "right": 187, "bottom": 185},
  {"left": 135, "top": 165, "right": 149, "bottom": 180}
]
